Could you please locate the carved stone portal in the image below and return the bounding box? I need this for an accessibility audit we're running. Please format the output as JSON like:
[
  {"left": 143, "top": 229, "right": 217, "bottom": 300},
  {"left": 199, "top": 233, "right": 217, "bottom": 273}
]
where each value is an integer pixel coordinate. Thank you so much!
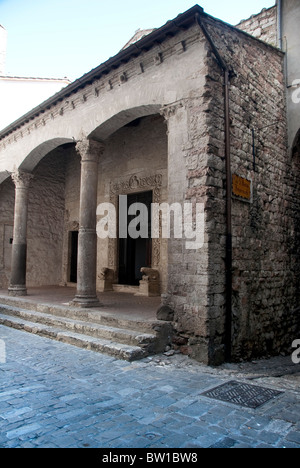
[{"left": 108, "top": 173, "right": 163, "bottom": 275}]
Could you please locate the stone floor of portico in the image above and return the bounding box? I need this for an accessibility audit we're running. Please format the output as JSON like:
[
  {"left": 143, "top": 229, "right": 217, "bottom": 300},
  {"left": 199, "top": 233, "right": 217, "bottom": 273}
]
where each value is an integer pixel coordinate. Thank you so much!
[{"left": 0, "top": 285, "right": 161, "bottom": 322}]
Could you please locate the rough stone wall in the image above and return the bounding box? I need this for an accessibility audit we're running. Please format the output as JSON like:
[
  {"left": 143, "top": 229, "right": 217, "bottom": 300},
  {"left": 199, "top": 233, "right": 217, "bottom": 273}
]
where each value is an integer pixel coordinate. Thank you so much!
[
  {"left": 27, "top": 150, "right": 66, "bottom": 286},
  {"left": 198, "top": 15, "right": 300, "bottom": 362},
  {"left": 61, "top": 146, "right": 81, "bottom": 285},
  {"left": 236, "top": 6, "right": 278, "bottom": 47},
  {"left": 0, "top": 178, "right": 14, "bottom": 288}
]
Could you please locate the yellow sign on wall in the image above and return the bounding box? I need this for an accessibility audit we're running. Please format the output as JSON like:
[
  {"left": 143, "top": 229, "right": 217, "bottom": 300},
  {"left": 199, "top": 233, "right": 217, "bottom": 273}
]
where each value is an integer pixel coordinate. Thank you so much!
[{"left": 232, "top": 174, "right": 251, "bottom": 200}]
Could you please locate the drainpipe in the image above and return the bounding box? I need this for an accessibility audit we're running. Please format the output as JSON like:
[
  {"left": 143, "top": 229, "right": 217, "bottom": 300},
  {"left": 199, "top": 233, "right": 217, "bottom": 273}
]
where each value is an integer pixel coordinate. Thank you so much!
[{"left": 195, "top": 13, "right": 233, "bottom": 362}]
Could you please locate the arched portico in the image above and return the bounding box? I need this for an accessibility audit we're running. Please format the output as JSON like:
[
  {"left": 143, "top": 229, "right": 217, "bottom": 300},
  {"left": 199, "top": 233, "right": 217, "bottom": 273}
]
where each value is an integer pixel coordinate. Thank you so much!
[
  {"left": 0, "top": 5, "right": 226, "bottom": 362},
  {"left": 4, "top": 104, "right": 171, "bottom": 303},
  {"left": 8, "top": 139, "right": 75, "bottom": 296},
  {"left": 72, "top": 109, "right": 170, "bottom": 307},
  {"left": 19, "top": 138, "right": 74, "bottom": 173},
  {"left": 89, "top": 105, "right": 161, "bottom": 141}
]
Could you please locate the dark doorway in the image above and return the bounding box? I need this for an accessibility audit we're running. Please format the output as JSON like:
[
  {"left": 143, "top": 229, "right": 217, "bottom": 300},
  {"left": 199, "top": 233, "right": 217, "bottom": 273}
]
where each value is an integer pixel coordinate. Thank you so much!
[
  {"left": 118, "top": 191, "right": 152, "bottom": 285},
  {"left": 69, "top": 231, "right": 78, "bottom": 283}
]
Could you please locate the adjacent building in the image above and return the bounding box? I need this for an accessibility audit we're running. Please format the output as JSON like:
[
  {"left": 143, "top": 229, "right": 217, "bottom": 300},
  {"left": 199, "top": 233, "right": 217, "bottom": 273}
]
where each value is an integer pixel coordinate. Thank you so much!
[{"left": 0, "top": 24, "right": 70, "bottom": 130}]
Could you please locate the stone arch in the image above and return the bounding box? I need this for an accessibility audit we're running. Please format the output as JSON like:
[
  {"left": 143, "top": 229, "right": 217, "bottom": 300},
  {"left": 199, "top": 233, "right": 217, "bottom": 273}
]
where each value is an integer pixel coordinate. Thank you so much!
[
  {"left": 0, "top": 171, "right": 10, "bottom": 185},
  {"left": 17, "top": 138, "right": 75, "bottom": 288},
  {"left": 19, "top": 137, "right": 74, "bottom": 173},
  {"left": 90, "top": 107, "right": 169, "bottom": 293},
  {"left": 89, "top": 104, "right": 162, "bottom": 141}
]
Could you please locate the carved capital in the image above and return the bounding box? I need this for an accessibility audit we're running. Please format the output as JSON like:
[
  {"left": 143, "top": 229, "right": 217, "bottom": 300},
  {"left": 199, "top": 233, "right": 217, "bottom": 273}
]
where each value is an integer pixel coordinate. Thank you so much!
[
  {"left": 160, "top": 101, "right": 184, "bottom": 120},
  {"left": 11, "top": 171, "right": 33, "bottom": 189},
  {"left": 76, "top": 137, "right": 105, "bottom": 163}
]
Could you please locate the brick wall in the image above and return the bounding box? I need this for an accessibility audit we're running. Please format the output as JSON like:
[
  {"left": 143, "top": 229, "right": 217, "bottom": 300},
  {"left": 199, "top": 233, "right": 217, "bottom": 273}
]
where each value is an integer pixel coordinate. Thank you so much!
[{"left": 236, "top": 6, "right": 278, "bottom": 47}]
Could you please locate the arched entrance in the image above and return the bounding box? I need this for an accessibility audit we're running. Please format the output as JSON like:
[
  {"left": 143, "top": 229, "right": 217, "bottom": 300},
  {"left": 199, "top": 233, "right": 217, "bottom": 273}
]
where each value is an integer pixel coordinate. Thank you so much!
[
  {"left": 90, "top": 112, "right": 168, "bottom": 293},
  {"left": 99, "top": 113, "right": 167, "bottom": 292},
  {"left": 7, "top": 139, "right": 76, "bottom": 295}
]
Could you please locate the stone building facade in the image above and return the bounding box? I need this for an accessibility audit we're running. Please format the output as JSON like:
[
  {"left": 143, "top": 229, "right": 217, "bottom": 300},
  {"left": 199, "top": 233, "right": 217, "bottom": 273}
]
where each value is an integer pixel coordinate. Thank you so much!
[{"left": 0, "top": 2, "right": 299, "bottom": 364}]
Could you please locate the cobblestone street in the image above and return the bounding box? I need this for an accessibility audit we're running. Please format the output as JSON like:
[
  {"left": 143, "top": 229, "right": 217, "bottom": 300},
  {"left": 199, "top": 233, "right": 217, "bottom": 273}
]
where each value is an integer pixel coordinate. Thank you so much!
[{"left": 0, "top": 325, "right": 300, "bottom": 448}]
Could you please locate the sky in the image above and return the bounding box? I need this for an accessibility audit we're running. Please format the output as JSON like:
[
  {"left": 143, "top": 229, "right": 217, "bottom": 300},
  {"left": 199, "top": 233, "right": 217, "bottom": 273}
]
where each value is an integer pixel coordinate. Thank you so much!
[{"left": 0, "top": 0, "right": 276, "bottom": 82}]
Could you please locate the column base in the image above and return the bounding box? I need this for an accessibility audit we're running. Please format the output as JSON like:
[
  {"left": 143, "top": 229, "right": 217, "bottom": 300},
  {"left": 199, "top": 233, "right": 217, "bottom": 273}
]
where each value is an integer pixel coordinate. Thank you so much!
[
  {"left": 8, "top": 286, "right": 27, "bottom": 297},
  {"left": 70, "top": 295, "right": 100, "bottom": 308}
]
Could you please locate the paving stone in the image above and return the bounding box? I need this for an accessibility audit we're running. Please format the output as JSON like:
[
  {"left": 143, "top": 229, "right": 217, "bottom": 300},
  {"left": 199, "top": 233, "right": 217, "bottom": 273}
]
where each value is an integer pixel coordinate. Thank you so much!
[
  {"left": 209, "top": 437, "right": 238, "bottom": 448},
  {"left": 6, "top": 422, "right": 42, "bottom": 439}
]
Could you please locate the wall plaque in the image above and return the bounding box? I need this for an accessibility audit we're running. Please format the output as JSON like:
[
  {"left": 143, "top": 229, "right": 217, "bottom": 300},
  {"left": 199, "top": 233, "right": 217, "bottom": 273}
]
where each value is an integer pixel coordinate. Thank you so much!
[{"left": 232, "top": 174, "right": 251, "bottom": 200}]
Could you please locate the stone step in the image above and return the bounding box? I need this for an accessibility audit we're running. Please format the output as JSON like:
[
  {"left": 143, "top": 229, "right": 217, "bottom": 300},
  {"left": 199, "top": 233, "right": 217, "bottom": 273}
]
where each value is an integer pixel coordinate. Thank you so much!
[
  {"left": 0, "top": 304, "right": 156, "bottom": 347},
  {"left": 0, "top": 313, "right": 148, "bottom": 361},
  {"left": 0, "top": 299, "right": 174, "bottom": 360},
  {"left": 0, "top": 295, "right": 159, "bottom": 333}
]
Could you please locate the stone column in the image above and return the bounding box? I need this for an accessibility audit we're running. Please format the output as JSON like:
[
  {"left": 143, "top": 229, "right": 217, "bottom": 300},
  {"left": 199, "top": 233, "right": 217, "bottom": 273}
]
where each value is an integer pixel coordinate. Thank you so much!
[
  {"left": 71, "top": 138, "right": 104, "bottom": 308},
  {"left": 8, "top": 171, "right": 33, "bottom": 296}
]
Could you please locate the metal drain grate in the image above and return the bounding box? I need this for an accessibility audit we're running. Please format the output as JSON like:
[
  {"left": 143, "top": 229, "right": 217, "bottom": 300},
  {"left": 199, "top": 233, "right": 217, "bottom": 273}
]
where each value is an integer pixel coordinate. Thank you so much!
[{"left": 201, "top": 381, "right": 283, "bottom": 409}]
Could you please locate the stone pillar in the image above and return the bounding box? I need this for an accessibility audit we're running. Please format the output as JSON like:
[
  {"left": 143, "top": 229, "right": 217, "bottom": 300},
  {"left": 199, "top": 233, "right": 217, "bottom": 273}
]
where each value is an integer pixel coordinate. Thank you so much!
[
  {"left": 71, "top": 138, "right": 104, "bottom": 308},
  {"left": 8, "top": 171, "right": 33, "bottom": 296},
  {"left": 160, "top": 101, "right": 212, "bottom": 363}
]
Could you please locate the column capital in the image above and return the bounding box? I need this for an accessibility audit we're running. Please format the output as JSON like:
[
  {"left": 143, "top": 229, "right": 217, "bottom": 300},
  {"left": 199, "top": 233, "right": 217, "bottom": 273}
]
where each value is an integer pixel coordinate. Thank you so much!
[
  {"left": 11, "top": 171, "right": 33, "bottom": 189},
  {"left": 75, "top": 137, "right": 105, "bottom": 163},
  {"left": 160, "top": 100, "right": 185, "bottom": 120}
]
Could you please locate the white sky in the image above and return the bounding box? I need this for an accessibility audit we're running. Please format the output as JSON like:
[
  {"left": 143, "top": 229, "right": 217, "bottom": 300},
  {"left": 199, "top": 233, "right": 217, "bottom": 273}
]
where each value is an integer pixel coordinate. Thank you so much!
[{"left": 0, "top": 0, "right": 276, "bottom": 81}]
